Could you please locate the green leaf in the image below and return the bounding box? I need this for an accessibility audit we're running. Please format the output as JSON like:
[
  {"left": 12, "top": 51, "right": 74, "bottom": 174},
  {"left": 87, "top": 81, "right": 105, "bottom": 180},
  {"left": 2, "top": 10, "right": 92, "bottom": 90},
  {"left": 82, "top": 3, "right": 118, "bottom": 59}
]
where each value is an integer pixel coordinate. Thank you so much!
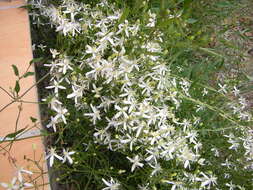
[
  {"left": 199, "top": 47, "right": 224, "bottom": 58},
  {"left": 19, "top": 4, "right": 32, "bottom": 10},
  {"left": 14, "top": 81, "right": 20, "bottom": 94},
  {"left": 11, "top": 65, "right": 19, "bottom": 76},
  {"left": 216, "top": 1, "right": 233, "bottom": 8},
  {"left": 23, "top": 72, "right": 35, "bottom": 78},
  {"left": 40, "top": 129, "right": 50, "bottom": 136},
  {"left": 186, "top": 18, "right": 197, "bottom": 24},
  {"left": 5, "top": 127, "right": 27, "bottom": 139},
  {"left": 30, "top": 117, "right": 37, "bottom": 123},
  {"left": 245, "top": 74, "right": 253, "bottom": 81},
  {"left": 118, "top": 7, "right": 130, "bottom": 24},
  {"left": 29, "top": 57, "right": 43, "bottom": 65}
]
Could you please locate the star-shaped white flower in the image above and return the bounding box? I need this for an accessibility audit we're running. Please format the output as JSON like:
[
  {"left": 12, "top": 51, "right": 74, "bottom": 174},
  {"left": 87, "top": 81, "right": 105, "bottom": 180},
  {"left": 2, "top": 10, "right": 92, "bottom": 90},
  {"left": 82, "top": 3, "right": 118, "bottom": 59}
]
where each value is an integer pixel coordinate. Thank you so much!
[
  {"left": 17, "top": 168, "right": 33, "bottom": 183},
  {"left": 102, "top": 178, "right": 120, "bottom": 190},
  {"left": 45, "top": 147, "right": 63, "bottom": 167},
  {"left": 0, "top": 177, "right": 19, "bottom": 190},
  {"left": 84, "top": 104, "right": 101, "bottom": 125},
  {"left": 127, "top": 155, "right": 144, "bottom": 172},
  {"left": 62, "top": 148, "right": 75, "bottom": 164},
  {"left": 46, "top": 79, "right": 66, "bottom": 94}
]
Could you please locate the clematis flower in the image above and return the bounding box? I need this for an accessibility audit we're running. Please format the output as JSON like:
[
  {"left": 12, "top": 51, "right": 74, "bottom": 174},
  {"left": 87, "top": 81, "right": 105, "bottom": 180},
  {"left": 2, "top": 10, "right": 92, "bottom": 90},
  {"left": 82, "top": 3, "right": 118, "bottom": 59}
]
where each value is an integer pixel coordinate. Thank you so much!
[
  {"left": 102, "top": 178, "right": 120, "bottom": 190},
  {"left": 84, "top": 104, "right": 101, "bottom": 125},
  {"left": 46, "top": 79, "right": 66, "bottom": 94},
  {"left": 0, "top": 177, "right": 19, "bottom": 190},
  {"left": 17, "top": 168, "right": 33, "bottom": 183},
  {"left": 62, "top": 148, "right": 75, "bottom": 164},
  {"left": 127, "top": 155, "right": 144, "bottom": 172},
  {"left": 45, "top": 147, "right": 63, "bottom": 167}
]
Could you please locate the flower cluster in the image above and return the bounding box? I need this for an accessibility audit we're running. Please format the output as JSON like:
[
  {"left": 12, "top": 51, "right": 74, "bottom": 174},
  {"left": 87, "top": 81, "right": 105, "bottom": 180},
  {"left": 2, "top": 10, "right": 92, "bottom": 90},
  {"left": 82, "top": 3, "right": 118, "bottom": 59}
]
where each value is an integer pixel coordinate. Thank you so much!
[
  {"left": 29, "top": 0, "right": 253, "bottom": 189},
  {"left": 45, "top": 147, "right": 75, "bottom": 167}
]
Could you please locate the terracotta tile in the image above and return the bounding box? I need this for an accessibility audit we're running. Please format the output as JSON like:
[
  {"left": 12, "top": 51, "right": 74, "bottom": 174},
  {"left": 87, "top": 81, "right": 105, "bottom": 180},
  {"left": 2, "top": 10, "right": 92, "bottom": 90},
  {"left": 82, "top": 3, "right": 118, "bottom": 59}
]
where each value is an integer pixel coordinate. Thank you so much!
[{"left": 0, "top": 2, "right": 49, "bottom": 189}]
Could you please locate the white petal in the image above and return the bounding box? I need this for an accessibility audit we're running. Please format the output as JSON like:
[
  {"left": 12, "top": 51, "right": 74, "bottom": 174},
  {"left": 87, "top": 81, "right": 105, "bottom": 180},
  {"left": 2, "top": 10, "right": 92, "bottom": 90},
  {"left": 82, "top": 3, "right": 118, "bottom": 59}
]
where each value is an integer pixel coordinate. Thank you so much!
[
  {"left": 102, "top": 178, "right": 111, "bottom": 187},
  {"left": 0, "top": 183, "right": 8, "bottom": 188},
  {"left": 21, "top": 169, "right": 33, "bottom": 175},
  {"left": 54, "top": 154, "right": 63, "bottom": 161},
  {"left": 50, "top": 156, "right": 54, "bottom": 167},
  {"left": 67, "top": 156, "right": 73, "bottom": 164},
  {"left": 24, "top": 183, "right": 33, "bottom": 187}
]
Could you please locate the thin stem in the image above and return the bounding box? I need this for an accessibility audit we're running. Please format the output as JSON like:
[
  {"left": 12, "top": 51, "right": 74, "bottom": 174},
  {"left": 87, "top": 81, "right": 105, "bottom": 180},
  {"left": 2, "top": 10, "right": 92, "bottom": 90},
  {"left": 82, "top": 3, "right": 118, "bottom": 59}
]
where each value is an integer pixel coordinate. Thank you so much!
[
  {"left": 19, "top": 72, "right": 50, "bottom": 100},
  {"left": 0, "top": 100, "right": 15, "bottom": 113},
  {"left": 0, "top": 72, "right": 49, "bottom": 113},
  {"left": 8, "top": 103, "right": 23, "bottom": 151},
  {"left": 0, "top": 86, "right": 14, "bottom": 98}
]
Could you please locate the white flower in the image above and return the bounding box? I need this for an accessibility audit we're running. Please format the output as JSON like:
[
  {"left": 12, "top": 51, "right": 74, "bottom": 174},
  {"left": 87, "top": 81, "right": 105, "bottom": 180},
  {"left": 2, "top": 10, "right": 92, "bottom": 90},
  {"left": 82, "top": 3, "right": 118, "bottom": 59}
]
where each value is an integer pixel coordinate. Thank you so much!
[
  {"left": 117, "top": 20, "right": 130, "bottom": 37},
  {"left": 145, "top": 148, "right": 159, "bottom": 163},
  {"left": 149, "top": 162, "right": 162, "bottom": 176},
  {"left": 221, "top": 159, "right": 233, "bottom": 169},
  {"left": 183, "top": 172, "right": 202, "bottom": 183},
  {"left": 62, "top": 2, "right": 79, "bottom": 21},
  {"left": 200, "top": 172, "right": 217, "bottom": 189},
  {"left": 0, "top": 177, "right": 19, "bottom": 190},
  {"left": 202, "top": 88, "right": 208, "bottom": 96},
  {"left": 224, "top": 173, "right": 231, "bottom": 179},
  {"left": 127, "top": 155, "right": 144, "bottom": 172},
  {"left": 37, "top": 44, "right": 46, "bottom": 50},
  {"left": 180, "top": 119, "right": 191, "bottom": 132},
  {"left": 50, "top": 49, "right": 60, "bottom": 58},
  {"left": 232, "top": 86, "right": 240, "bottom": 96},
  {"left": 45, "top": 147, "right": 63, "bottom": 167},
  {"left": 144, "top": 42, "right": 161, "bottom": 53},
  {"left": 218, "top": 83, "right": 227, "bottom": 94},
  {"left": 45, "top": 5, "right": 61, "bottom": 23},
  {"left": 46, "top": 79, "right": 66, "bottom": 94},
  {"left": 224, "top": 133, "right": 240, "bottom": 151},
  {"left": 46, "top": 116, "right": 59, "bottom": 132},
  {"left": 120, "top": 134, "right": 137, "bottom": 151},
  {"left": 114, "top": 105, "right": 128, "bottom": 119},
  {"left": 54, "top": 106, "right": 68, "bottom": 124},
  {"left": 62, "top": 148, "right": 75, "bottom": 164},
  {"left": 91, "top": 84, "right": 103, "bottom": 98},
  {"left": 67, "top": 85, "right": 84, "bottom": 104},
  {"left": 196, "top": 104, "right": 204, "bottom": 112},
  {"left": 17, "top": 168, "right": 33, "bottom": 183},
  {"left": 84, "top": 104, "right": 101, "bottom": 125},
  {"left": 238, "top": 97, "right": 247, "bottom": 109},
  {"left": 19, "top": 182, "right": 33, "bottom": 190},
  {"left": 180, "top": 147, "right": 197, "bottom": 169},
  {"left": 226, "top": 181, "right": 236, "bottom": 190},
  {"left": 238, "top": 112, "right": 251, "bottom": 121},
  {"left": 146, "top": 11, "right": 156, "bottom": 27},
  {"left": 56, "top": 20, "right": 81, "bottom": 36},
  {"left": 102, "top": 178, "right": 120, "bottom": 190},
  {"left": 163, "top": 180, "right": 183, "bottom": 190},
  {"left": 99, "top": 32, "right": 116, "bottom": 47},
  {"left": 44, "top": 60, "right": 58, "bottom": 72},
  {"left": 57, "top": 56, "right": 73, "bottom": 74},
  {"left": 45, "top": 97, "right": 62, "bottom": 111},
  {"left": 211, "top": 148, "right": 219, "bottom": 157},
  {"left": 138, "top": 183, "right": 150, "bottom": 190},
  {"left": 86, "top": 45, "right": 99, "bottom": 58}
]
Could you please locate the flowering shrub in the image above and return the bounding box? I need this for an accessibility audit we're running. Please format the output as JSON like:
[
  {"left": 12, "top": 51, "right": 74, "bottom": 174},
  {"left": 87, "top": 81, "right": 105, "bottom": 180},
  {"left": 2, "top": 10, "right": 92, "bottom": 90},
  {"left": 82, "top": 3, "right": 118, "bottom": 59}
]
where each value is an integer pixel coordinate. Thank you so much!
[{"left": 28, "top": 0, "right": 252, "bottom": 189}]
